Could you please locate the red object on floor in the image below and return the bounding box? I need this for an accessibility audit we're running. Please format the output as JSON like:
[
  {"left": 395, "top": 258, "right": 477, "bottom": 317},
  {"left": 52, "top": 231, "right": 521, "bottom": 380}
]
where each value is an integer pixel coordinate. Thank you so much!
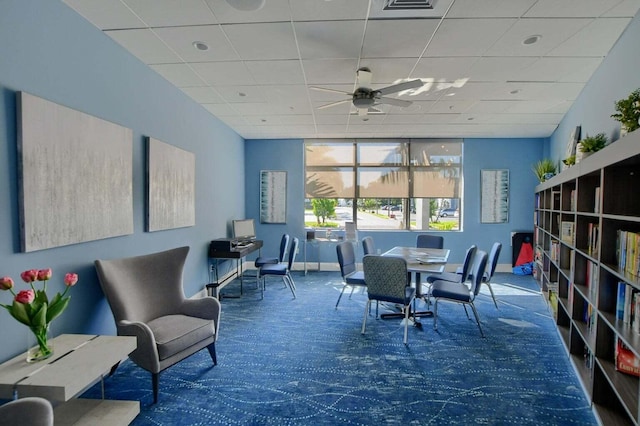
[{"left": 515, "top": 242, "right": 533, "bottom": 266}]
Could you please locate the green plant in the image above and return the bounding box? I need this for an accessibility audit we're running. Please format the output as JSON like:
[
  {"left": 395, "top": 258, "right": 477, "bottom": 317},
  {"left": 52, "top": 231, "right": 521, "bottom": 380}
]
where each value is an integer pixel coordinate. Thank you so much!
[
  {"left": 532, "top": 159, "right": 557, "bottom": 182},
  {"left": 579, "top": 133, "right": 608, "bottom": 153},
  {"left": 611, "top": 88, "right": 640, "bottom": 132},
  {"left": 562, "top": 155, "right": 576, "bottom": 166}
]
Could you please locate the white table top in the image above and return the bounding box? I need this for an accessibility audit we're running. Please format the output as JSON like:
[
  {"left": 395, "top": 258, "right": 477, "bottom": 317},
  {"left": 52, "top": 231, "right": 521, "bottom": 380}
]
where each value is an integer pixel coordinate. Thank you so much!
[{"left": 382, "top": 246, "right": 450, "bottom": 274}]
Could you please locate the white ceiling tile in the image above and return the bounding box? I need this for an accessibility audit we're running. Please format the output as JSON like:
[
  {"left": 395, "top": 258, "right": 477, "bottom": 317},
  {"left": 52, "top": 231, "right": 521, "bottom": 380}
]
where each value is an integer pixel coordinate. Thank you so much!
[
  {"left": 602, "top": 0, "right": 640, "bottom": 17},
  {"left": 153, "top": 25, "right": 239, "bottom": 62},
  {"left": 295, "top": 21, "right": 366, "bottom": 59},
  {"left": 301, "top": 59, "right": 360, "bottom": 85},
  {"left": 224, "top": 22, "right": 299, "bottom": 60},
  {"left": 181, "top": 86, "right": 224, "bottom": 103},
  {"left": 291, "top": 0, "right": 370, "bottom": 21},
  {"left": 362, "top": 20, "right": 439, "bottom": 58},
  {"left": 447, "top": 0, "right": 537, "bottom": 18},
  {"left": 247, "top": 60, "right": 306, "bottom": 85},
  {"left": 358, "top": 58, "right": 422, "bottom": 84},
  {"left": 150, "top": 63, "right": 206, "bottom": 87},
  {"left": 124, "top": 0, "right": 217, "bottom": 26},
  {"left": 529, "top": 83, "right": 585, "bottom": 101},
  {"left": 315, "top": 115, "right": 349, "bottom": 125},
  {"left": 512, "top": 57, "right": 603, "bottom": 82},
  {"left": 63, "top": 0, "right": 146, "bottom": 30},
  {"left": 465, "top": 57, "right": 538, "bottom": 82},
  {"left": 412, "top": 57, "right": 478, "bottom": 81},
  {"left": 106, "top": 29, "right": 181, "bottom": 64},
  {"left": 425, "top": 19, "right": 517, "bottom": 57},
  {"left": 229, "top": 102, "right": 271, "bottom": 115},
  {"left": 485, "top": 18, "right": 592, "bottom": 57},
  {"left": 547, "top": 18, "right": 631, "bottom": 57},
  {"left": 524, "top": 0, "right": 629, "bottom": 18},
  {"left": 464, "top": 100, "right": 517, "bottom": 114},
  {"left": 214, "top": 85, "right": 266, "bottom": 103},
  {"left": 243, "top": 115, "right": 282, "bottom": 126},
  {"left": 203, "top": 103, "right": 241, "bottom": 116},
  {"left": 430, "top": 100, "right": 476, "bottom": 113},
  {"left": 205, "top": 0, "right": 292, "bottom": 24},
  {"left": 191, "top": 61, "right": 255, "bottom": 85}
]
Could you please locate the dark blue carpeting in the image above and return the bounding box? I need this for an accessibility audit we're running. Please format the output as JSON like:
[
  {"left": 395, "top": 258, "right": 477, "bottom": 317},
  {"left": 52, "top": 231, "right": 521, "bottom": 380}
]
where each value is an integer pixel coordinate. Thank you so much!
[{"left": 84, "top": 272, "right": 597, "bottom": 425}]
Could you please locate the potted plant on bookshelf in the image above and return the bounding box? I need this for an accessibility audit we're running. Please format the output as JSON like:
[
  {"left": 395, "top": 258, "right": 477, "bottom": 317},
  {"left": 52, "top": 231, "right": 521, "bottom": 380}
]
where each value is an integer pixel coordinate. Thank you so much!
[
  {"left": 611, "top": 88, "right": 640, "bottom": 136},
  {"left": 562, "top": 154, "right": 576, "bottom": 167},
  {"left": 578, "top": 133, "right": 608, "bottom": 159},
  {"left": 532, "top": 158, "right": 557, "bottom": 183}
]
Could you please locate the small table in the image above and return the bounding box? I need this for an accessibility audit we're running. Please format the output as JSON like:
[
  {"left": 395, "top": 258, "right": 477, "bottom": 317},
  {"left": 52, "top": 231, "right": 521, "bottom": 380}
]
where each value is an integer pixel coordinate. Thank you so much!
[
  {"left": 0, "top": 334, "right": 138, "bottom": 426},
  {"left": 304, "top": 237, "right": 347, "bottom": 274},
  {"left": 207, "top": 240, "right": 263, "bottom": 298},
  {"left": 382, "top": 246, "right": 450, "bottom": 319}
]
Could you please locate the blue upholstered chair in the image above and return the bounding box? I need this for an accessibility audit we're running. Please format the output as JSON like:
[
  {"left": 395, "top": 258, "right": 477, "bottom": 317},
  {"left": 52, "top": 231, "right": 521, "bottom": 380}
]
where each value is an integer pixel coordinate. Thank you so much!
[
  {"left": 424, "top": 244, "right": 477, "bottom": 309},
  {"left": 335, "top": 241, "right": 366, "bottom": 309},
  {"left": 361, "top": 236, "right": 376, "bottom": 255},
  {"left": 362, "top": 255, "right": 415, "bottom": 344},
  {"left": 457, "top": 242, "right": 501, "bottom": 309},
  {"left": 431, "top": 250, "right": 488, "bottom": 337},
  {"left": 416, "top": 234, "right": 444, "bottom": 249},
  {"left": 259, "top": 237, "right": 299, "bottom": 299},
  {"left": 255, "top": 234, "right": 289, "bottom": 286}
]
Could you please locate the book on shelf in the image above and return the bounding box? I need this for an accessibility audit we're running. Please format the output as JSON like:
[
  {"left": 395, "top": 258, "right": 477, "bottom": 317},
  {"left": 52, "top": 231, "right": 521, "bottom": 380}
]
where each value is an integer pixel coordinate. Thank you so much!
[
  {"left": 587, "top": 223, "right": 599, "bottom": 258},
  {"left": 634, "top": 292, "right": 640, "bottom": 334},
  {"left": 561, "top": 221, "right": 574, "bottom": 245},
  {"left": 570, "top": 189, "right": 576, "bottom": 211},
  {"left": 617, "top": 282, "right": 626, "bottom": 320},
  {"left": 594, "top": 187, "right": 601, "bottom": 213},
  {"left": 615, "top": 337, "right": 640, "bottom": 377},
  {"left": 549, "top": 291, "right": 558, "bottom": 319},
  {"left": 550, "top": 240, "right": 559, "bottom": 262}
]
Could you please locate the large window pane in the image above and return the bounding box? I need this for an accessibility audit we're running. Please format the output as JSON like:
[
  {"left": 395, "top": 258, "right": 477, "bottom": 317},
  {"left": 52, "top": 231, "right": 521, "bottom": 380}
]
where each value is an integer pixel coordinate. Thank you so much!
[
  {"left": 306, "top": 168, "right": 354, "bottom": 198},
  {"left": 357, "top": 142, "right": 406, "bottom": 166},
  {"left": 412, "top": 168, "right": 460, "bottom": 198},
  {"left": 358, "top": 168, "right": 409, "bottom": 198},
  {"left": 306, "top": 142, "right": 354, "bottom": 166}
]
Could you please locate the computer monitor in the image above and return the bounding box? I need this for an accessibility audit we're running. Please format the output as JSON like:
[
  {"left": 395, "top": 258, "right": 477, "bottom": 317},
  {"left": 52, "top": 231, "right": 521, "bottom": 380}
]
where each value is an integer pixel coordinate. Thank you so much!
[{"left": 232, "top": 219, "right": 256, "bottom": 242}]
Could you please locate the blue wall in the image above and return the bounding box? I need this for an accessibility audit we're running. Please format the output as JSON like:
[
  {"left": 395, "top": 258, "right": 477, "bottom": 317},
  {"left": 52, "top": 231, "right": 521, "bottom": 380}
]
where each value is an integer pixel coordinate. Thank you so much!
[
  {"left": 0, "top": 0, "right": 245, "bottom": 360},
  {"left": 245, "top": 137, "right": 544, "bottom": 266},
  {"left": 549, "top": 12, "right": 640, "bottom": 161}
]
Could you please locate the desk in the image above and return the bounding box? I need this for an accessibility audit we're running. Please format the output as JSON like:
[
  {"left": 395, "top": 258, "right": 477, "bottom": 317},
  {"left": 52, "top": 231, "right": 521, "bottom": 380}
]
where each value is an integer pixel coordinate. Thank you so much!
[
  {"left": 382, "top": 246, "right": 450, "bottom": 319},
  {"left": 304, "top": 237, "right": 346, "bottom": 274},
  {"left": 207, "top": 240, "right": 263, "bottom": 298},
  {"left": 0, "top": 334, "right": 138, "bottom": 426}
]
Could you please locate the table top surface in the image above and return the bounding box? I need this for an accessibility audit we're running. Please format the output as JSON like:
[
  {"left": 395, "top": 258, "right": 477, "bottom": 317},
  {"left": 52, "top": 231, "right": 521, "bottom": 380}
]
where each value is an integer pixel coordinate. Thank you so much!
[
  {"left": 0, "top": 334, "right": 136, "bottom": 401},
  {"left": 382, "top": 246, "right": 450, "bottom": 273}
]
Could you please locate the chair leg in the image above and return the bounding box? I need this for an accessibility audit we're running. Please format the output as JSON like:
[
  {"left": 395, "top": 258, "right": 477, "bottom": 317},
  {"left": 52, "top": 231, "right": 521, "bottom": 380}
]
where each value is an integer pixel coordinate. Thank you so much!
[
  {"left": 469, "top": 303, "right": 485, "bottom": 337},
  {"left": 207, "top": 342, "right": 217, "bottom": 365},
  {"left": 362, "top": 300, "right": 371, "bottom": 334},
  {"left": 403, "top": 303, "right": 410, "bottom": 345},
  {"left": 284, "top": 274, "right": 296, "bottom": 298},
  {"left": 335, "top": 286, "right": 347, "bottom": 309},
  {"left": 433, "top": 299, "right": 439, "bottom": 330},
  {"left": 152, "top": 372, "right": 159, "bottom": 404},
  {"left": 348, "top": 286, "right": 356, "bottom": 299},
  {"left": 462, "top": 304, "right": 470, "bottom": 319},
  {"left": 485, "top": 282, "right": 499, "bottom": 309}
]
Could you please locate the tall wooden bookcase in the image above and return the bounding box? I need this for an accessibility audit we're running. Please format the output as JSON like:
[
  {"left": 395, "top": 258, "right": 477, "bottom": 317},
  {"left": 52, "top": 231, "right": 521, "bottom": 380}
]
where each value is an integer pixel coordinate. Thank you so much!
[{"left": 534, "top": 129, "right": 640, "bottom": 425}]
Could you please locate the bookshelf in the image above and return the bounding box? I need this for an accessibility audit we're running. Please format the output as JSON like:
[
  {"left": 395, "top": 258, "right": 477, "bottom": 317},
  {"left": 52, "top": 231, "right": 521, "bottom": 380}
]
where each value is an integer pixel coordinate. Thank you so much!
[{"left": 534, "top": 128, "right": 640, "bottom": 426}]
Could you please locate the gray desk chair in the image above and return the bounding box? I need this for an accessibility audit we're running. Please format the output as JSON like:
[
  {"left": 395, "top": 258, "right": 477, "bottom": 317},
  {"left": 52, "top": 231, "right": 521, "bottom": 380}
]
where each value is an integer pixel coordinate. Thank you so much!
[
  {"left": 255, "top": 234, "right": 289, "bottom": 286},
  {"left": 362, "top": 236, "right": 375, "bottom": 255},
  {"left": 431, "top": 250, "right": 488, "bottom": 337},
  {"left": 0, "top": 397, "right": 53, "bottom": 426},
  {"left": 95, "top": 246, "right": 221, "bottom": 404},
  {"left": 259, "top": 237, "right": 299, "bottom": 299},
  {"left": 335, "top": 241, "right": 366, "bottom": 309},
  {"left": 362, "top": 255, "right": 415, "bottom": 345}
]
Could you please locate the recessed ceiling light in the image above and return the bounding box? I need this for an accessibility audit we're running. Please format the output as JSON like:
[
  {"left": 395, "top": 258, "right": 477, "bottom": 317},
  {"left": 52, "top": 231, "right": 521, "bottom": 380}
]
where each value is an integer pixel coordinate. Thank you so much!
[
  {"left": 510, "top": 89, "right": 520, "bottom": 95},
  {"left": 192, "top": 41, "right": 209, "bottom": 51},
  {"left": 225, "top": 0, "right": 265, "bottom": 11},
  {"left": 238, "top": 92, "right": 247, "bottom": 97},
  {"left": 523, "top": 35, "right": 541, "bottom": 45},
  {"left": 445, "top": 93, "right": 455, "bottom": 97}
]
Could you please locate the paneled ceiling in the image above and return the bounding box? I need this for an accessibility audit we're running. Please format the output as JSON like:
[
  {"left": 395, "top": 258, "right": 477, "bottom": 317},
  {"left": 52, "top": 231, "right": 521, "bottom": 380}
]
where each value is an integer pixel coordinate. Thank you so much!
[{"left": 62, "top": 0, "right": 640, "bottom": 140}]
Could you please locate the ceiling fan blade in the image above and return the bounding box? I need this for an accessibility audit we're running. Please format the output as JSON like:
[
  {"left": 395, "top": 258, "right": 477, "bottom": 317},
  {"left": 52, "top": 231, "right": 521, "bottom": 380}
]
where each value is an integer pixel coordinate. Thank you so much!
[
  {"left": 376, "top": 79, "right": 424, "bottom": 96},
  {"left": 378, "top": 97, "right": 412, "bottom": 108},
  {"left": 310, "top": 86, "right": 352, "bottom": 95},
  {"left": 357, "top": 67, "right": 372, "bottom": 89},
  {"left": 317, "top": 99, "right": 352, "bottom": 110}
]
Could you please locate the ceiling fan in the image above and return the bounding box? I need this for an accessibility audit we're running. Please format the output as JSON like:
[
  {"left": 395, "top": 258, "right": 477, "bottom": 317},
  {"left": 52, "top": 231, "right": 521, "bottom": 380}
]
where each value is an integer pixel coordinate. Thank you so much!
[{"left": 310, "top": 67, "right": 424, "bottom": 116}]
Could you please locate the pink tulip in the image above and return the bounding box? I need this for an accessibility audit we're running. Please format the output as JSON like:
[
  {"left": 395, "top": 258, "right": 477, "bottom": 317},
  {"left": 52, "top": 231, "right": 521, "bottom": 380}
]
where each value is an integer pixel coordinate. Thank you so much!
[
  {"left": 15, "top": 289, "right": 35, "bottom": 304},
  {"left": 0, "top": 277, "right": 14, "bottom": 291},
  {"left": 20, "top": 269, "right": 38, "bottom": 283},
  {"left": 37, "top": 268, "right": 52, "bottom": 281},
  {"left": 64, "top": 273, "right": 78, "bottom": 287}
]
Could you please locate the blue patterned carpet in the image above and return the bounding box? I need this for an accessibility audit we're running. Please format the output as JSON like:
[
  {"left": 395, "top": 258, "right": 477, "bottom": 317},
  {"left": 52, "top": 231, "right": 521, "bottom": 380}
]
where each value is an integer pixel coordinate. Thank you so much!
[{"left": 84, "top": 272, "right": 597, "bottom": 425}]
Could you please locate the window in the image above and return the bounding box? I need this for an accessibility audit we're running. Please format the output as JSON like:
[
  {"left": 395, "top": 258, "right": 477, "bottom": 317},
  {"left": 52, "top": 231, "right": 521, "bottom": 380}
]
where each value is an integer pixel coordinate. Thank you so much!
[{"left": 305, "top": 139, "right": 462, "bottom": 231}]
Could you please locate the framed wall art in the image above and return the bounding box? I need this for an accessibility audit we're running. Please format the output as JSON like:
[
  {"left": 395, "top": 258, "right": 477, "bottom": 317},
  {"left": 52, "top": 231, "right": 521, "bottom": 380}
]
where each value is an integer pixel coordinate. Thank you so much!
[
  {"left": 481, "top": 169, "right": 509, "bottom": 224},
  {"left": 260, "top": 170, "right": 287, "bottom": 224},
  {"left": 17, "top": 91, "right": 133, "bottom": 252},
  {"left": 146, "top": 137, "right": 195, "bottom": 232}
]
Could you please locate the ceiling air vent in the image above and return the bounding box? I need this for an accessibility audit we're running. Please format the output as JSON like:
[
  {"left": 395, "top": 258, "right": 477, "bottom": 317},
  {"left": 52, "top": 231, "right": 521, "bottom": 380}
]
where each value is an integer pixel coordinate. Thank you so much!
[{"left": 383, "top": 0, "right": 435, "bottom": 10}]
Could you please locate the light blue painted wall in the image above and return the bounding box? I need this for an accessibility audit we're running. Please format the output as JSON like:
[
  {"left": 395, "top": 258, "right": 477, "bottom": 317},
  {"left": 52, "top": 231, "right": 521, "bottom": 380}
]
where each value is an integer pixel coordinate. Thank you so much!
[
  {"left": 245, "top": 137, "right": 544, "bottom": 267},
  {"left": 0, "top": 0, "right": 245, "bottom": 360},
  {"left": 549, "top": 12, "right": 640, "bottom": 161}
]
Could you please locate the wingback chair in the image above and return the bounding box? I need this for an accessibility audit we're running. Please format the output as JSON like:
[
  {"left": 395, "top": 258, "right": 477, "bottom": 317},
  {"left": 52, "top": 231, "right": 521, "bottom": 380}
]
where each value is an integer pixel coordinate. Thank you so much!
[{"left": 95, "top": 246, "right": 221, "bottom": 404}]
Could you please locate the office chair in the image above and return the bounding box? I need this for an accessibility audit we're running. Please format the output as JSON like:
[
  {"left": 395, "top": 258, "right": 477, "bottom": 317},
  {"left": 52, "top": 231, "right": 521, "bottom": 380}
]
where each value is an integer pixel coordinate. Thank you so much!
[
  {"left": 362, "top": 236, "right": 375, "bottom": 255},
  {"left": 335, "top": 241, "right": 367, "bottom": 309},
  {"left": 362, "top": 255, "right": 415, "bottom": 345},
  {"left": 431, "top": 250, "right": 488, "bottom": 337},
  {"left": 259, "top": 237, "right": 299, "bottom": 299}
]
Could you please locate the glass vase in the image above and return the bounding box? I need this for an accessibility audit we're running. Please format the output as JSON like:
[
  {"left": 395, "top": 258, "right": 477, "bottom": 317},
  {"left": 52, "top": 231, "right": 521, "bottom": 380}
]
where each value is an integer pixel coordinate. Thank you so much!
[{"left": 27, "top": 324, "right": 54, "bottom": 363}]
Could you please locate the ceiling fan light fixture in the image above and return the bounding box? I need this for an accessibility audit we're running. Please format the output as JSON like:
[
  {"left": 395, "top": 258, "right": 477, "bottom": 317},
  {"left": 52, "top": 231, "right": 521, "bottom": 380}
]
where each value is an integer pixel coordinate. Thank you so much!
[{"left": 225, "top": 0, "right": 266, "bottom": 11}]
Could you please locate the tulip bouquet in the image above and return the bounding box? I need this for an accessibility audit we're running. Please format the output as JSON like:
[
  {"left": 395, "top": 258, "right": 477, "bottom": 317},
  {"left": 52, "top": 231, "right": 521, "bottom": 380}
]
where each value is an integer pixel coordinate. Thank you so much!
[{"left": 0, "top": 269, "right": 78, "bottom": 362}]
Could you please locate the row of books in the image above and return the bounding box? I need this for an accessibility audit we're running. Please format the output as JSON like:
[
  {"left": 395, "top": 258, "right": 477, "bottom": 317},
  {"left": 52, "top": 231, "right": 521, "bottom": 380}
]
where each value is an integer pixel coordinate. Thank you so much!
[
  {"left": 616, "top": 282, "right": 640, "bottom": 333},
  {"left": 549, "top": 240, "right": 560, "bottom": 262},
  {"left": 587, "top": 223, "right": 599, "bottom": 257},
  {"left": 585, "top": 260, "right": 598, "bottom": 302},
  {"left": 616, "top": 230, "right": 640, "bottom": 277}
]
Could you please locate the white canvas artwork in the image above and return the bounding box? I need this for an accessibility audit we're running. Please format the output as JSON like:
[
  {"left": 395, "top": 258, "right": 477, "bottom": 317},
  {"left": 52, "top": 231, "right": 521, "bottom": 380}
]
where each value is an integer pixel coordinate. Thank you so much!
[
  {"left": 17, "top": 92, "right": 133, "bottom": 252},
  {"left": 146, "top": 137, "right": 195, "bottom": 232},
  {"left": 481, "top": 169, "right": 509, "bottom": 224}
]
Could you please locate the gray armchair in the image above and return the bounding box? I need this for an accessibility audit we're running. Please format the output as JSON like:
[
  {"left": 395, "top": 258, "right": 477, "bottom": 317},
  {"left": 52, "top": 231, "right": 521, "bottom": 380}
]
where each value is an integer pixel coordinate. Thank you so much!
[
  {"left": 95, "top": 246, "right": 220, "bottom": 404},
  {"left": 0, "top": 397, "right": 53, "bottom": 426}
]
